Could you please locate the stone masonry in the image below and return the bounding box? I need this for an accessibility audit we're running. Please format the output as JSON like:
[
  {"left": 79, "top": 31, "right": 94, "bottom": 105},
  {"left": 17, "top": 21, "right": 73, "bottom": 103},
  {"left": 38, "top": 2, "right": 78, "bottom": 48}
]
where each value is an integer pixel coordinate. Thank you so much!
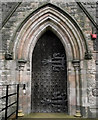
[{"left": 0, "top": 0, "right": 98, "bottom": 119}]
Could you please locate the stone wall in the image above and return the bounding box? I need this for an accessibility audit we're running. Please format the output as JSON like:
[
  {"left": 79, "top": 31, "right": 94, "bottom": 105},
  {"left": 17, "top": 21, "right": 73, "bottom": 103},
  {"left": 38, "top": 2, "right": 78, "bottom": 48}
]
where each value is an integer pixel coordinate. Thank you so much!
[
  {"left": 1, "top": 2, "right": 93, "bottom": 51},
  {"left": 0, "top": 1, "right": 97, "bottom": 118}
]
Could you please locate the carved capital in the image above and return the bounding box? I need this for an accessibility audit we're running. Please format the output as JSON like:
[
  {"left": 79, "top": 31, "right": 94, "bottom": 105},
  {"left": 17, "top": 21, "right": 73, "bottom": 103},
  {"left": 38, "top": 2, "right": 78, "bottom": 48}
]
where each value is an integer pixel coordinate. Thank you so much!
[
  {"left": 17, "top": 59, "right": 27, "bottom": 71},
  {"left": 72, "top": 59, "right": 80, "bottom": 68},
  {"left": 5, "top": 52, "right": 13, "bottom": 60},
  {"left": 85, "top": 51, "right": 92, "bottom": 60}
]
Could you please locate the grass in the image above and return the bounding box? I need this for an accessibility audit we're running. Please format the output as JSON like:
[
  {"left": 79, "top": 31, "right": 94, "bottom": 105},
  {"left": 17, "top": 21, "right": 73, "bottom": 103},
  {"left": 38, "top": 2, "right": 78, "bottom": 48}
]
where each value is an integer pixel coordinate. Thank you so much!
[
  {"left": 17, "top": 113, "right": 98, "bottom": 120},
  {"left": 23, "top": 113, "right": 75, "bottom": 118}
]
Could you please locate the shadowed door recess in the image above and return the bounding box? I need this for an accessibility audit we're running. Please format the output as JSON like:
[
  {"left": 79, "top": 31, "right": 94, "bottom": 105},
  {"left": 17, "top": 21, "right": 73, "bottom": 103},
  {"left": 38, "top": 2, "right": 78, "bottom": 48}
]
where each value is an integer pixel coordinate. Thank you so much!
[{"left": 32, "top": 30, "right": 67, "bottom": 113}]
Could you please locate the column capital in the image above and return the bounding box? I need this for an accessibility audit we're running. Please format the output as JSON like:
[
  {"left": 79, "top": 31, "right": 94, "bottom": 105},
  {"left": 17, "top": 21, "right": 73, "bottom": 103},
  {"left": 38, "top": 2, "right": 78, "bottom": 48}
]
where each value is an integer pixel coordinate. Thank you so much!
[
  {"left": 17, "top": 59, "right": 27, "bottom": 71},
  {"left": 72, "top": 59, "right": 80, "bottom": 68}
]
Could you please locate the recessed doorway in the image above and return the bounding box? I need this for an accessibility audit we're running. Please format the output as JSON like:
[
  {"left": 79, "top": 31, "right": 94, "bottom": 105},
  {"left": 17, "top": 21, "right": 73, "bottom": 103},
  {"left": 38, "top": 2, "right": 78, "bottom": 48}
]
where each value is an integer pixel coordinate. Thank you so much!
[{"left": 31, "top": 30, "right": 68, "bottom": 113}]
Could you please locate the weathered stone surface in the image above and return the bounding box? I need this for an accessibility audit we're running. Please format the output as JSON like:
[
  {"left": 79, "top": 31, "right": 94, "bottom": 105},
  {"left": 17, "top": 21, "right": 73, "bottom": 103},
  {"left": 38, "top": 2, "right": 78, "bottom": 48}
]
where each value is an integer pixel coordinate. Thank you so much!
[
  {"left": 0, "top": 1, "right": 97, "bottom": 118},
  {"left": 2, "top": 2, "right": 18, "bottom": 22}
]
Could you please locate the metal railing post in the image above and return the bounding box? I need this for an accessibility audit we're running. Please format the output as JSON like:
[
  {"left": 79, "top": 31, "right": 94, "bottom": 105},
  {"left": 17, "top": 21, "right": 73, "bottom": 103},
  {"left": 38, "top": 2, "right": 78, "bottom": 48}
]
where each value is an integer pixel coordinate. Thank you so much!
[
  {"left": 0, "top": 84, "right": 21, "bottom": 119},
  {"left": 5, "top": 85, "right": 9, "bottom": 119},
  {"left": 16, "top": 84, "right": 19, "bottom": 119}
]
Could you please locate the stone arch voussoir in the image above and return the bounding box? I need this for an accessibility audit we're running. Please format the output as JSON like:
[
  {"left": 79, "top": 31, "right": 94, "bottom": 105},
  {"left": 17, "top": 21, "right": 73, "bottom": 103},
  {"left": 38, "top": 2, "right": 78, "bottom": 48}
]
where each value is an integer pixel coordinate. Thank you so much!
[{"left": 12, "top": 3, "right": 87, "bottom": 61}]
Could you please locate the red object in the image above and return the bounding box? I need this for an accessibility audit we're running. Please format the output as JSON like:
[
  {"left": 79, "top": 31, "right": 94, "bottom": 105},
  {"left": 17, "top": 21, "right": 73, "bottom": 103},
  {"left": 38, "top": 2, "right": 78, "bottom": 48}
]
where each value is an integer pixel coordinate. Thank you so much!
[{"left": 91, "top": 34, "right": 97, "bottom": 40}]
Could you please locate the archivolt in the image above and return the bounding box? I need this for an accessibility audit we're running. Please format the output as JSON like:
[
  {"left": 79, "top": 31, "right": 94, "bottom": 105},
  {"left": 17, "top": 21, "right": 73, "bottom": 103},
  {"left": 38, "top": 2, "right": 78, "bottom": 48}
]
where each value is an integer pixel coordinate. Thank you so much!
[{"left": 10, "top": 3, "right": 87, "bottom": 61}]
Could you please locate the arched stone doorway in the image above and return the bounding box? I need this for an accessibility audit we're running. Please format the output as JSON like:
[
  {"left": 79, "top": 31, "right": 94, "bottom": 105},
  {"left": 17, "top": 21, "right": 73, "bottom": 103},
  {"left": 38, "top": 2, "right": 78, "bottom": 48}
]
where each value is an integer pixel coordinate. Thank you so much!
[
  {"left": 9, "top": 3, "right": 91, "bottom": 116},
  {"left": 32, "top": 30, "right": 67, "bottom": 113}
]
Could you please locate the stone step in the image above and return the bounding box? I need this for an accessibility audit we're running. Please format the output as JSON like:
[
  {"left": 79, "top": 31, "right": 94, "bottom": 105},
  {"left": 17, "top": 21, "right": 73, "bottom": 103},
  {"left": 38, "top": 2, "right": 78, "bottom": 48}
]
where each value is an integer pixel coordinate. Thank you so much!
[{"left": 8, "top": 113, "right": 98, "bottom": 120}]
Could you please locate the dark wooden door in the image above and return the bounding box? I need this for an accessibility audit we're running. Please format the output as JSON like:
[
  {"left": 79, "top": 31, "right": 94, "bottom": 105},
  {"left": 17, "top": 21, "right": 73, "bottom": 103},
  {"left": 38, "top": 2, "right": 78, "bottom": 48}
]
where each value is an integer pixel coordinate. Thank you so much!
[{"left": 32, "top": 30, "right": 67, "bottom": 113}]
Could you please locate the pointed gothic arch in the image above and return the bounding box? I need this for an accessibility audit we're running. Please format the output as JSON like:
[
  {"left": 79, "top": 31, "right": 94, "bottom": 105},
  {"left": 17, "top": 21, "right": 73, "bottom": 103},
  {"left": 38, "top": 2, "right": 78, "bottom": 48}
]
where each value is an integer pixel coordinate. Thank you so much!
[
  {"left": 10, "top": 3, "right": 90, "bottom": 115},
  {"left": 9, "top": 3, "right": 89, "bottom": 61}
]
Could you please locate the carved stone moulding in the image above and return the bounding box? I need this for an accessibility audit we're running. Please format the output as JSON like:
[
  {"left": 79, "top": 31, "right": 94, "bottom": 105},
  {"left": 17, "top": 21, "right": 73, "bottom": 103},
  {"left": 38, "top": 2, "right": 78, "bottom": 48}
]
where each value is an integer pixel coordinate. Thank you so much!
[
  {"left": 17, "top": 59, "right": 27, "bottom": 70},
  {"left": 5, "top": 52, "right": 13, "bottom": 60},
  {"left": 72, "top": 59, "right": 80, "bottom": 67},
  {"left": 85, "top": 51, "right": 92, "bottom": 60}
]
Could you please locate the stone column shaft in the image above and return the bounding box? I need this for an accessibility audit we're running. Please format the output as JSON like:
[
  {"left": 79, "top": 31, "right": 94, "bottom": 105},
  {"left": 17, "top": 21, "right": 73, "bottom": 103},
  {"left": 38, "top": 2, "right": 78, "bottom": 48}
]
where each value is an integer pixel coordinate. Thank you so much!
[
  {"left": 75, "top": 66, "right": 80, "bottom": 109},
  {"left": 72, "top": 60, "right": 81, "bottom": 117}
]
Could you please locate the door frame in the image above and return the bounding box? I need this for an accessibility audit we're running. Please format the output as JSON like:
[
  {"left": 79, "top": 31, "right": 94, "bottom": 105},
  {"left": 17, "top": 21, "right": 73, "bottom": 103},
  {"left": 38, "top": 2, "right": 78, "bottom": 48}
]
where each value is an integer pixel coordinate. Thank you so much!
[{"left": 11, "top": 3, "right": 89, "bottom": 115}]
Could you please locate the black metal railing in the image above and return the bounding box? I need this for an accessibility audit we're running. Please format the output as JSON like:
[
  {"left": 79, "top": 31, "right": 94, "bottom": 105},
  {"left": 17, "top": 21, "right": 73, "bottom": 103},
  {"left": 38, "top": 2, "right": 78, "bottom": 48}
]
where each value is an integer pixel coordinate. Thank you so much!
[{"left": 0, "top": 84, "right": 19, "bottom": 120}]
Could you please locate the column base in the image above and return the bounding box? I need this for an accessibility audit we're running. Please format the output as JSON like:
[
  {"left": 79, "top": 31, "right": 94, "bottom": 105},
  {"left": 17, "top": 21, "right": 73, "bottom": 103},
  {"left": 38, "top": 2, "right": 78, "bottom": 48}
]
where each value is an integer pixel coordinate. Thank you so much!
[
  {"left": 18, "top": 110, "right": 24, "bottom": 117},
  {"left": 74, "top": 110, "right": 82, "bottom": 117}
]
